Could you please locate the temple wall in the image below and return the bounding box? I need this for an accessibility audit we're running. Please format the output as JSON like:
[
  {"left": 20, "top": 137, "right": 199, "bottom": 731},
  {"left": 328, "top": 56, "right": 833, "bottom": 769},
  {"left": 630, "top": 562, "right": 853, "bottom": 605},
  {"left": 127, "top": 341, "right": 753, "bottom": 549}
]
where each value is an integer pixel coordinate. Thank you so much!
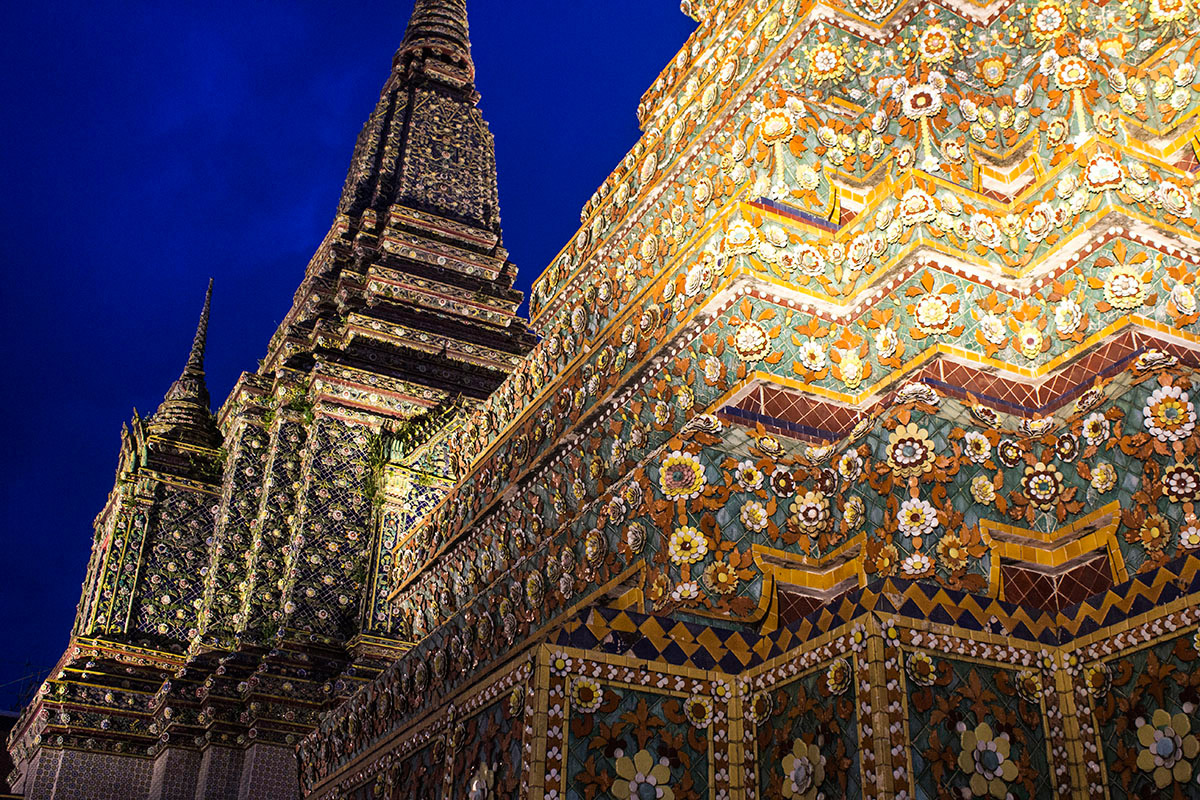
[{"left": 307, "top": 554, "right": 1200, "bottom": 800}]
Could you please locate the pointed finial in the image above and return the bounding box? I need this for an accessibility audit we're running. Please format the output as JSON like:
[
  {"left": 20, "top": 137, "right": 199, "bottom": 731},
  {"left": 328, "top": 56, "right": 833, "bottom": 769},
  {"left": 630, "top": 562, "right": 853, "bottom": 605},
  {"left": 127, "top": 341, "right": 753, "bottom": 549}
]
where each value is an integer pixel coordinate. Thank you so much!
[
  {"left": 147, "top": 280, "right": 222, "bottom": 451},
  {"left": 184, "top": 278, "right": 213, "bottom": 376}
]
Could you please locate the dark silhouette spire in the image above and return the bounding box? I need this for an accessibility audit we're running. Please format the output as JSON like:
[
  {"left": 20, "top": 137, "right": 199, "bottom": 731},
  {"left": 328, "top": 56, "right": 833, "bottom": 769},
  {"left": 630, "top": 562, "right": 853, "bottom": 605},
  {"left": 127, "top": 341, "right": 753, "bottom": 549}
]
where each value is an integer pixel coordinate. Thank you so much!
[{"left": 148, "top": 280, "right": 222, "bottom": 450}]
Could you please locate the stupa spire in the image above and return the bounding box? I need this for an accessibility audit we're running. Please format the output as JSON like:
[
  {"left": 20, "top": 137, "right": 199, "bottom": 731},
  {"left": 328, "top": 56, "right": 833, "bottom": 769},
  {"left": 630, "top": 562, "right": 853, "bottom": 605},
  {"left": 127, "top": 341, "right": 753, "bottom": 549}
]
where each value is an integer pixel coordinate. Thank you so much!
[
  {"left": 148, "top": 279, "right": 221, "bottom": 450},
  {"left": 337, "top": 0, "right": 502, "bottom": 234},
  {"left": 394, "top": 0, "right": 475, "bottom": 96}
]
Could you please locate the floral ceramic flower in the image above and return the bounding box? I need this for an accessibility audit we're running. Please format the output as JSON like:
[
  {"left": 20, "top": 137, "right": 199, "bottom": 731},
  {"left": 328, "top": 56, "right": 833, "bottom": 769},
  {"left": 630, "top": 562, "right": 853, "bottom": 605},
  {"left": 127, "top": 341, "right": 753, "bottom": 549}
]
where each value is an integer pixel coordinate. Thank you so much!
[
  {"left": 901, "top": 551, "right": 934, "bottom": 576},
  {"left": 668, "top": 527, "right": 708, "bottom": 565},
  {"left": 805, "top": 42, "right": 846, "bottom": 83},
  {"left": 1054, "top": 297, "right": 1083, "bottom": 336},
  {"left": 1022, "top": 462, "right": 1064, "bottom": 511},
  {"left": 1144, "top": 386, "right": 1196, "bottom": 442},
  {"left": 901, "top": 83, "right": 943, "bottom": 119},
  {"left": 1136, "top": 709, "right": 1199, "bottom": 788},
  {"left": 958, "top": 723, "right": 1019, "bottom": 797},
  {"left": 825, "top": 658, "right": 852, "bottom": 695},
  {"left": 781, "top": 739, "right": 825, "bottom": 800},
  {"left": 571, "top": 677, "right": 604, "bottom": 713},
  {"left": 740, "top": 501, "right": 770, "bottom": 533},
  {"left": 745, "top": 691, "right": 772, "bottom": 725},
  {"left": 1081, "top": 413, "right": 1110, "bottom": 446},
  {"left": 978, "top": 312, "right": 1006, "bottom": 345},
  {"left": 660, "top": 451, "right": 707, "bottom": 500},
  {"left": 797, "top": 340, "right": 827, "bottom": 372},
  {"left": 1091, "top": 462, "right": 1117, "bottom": 493},
  {"left": 1029, "top": 0, "right": 1070, "bottom": 40},
  {"left": 875, "top": 326, "right": 899, "bottom": 359},
  {"left": 1084, "top": 152, "right": 1124, "bottom": 192},
  {"left": 916, "top": 24, "right": 956, "bottom": 64},
  {"left": 907, "top": 651, "right": 937, "bottom": 685},
  {"left": 771, "top": 469, "right": 797, "bottom": 499},
  {"left": 843, "top": 495, "right": 866, "bottom": 530},
  {"left": 970, "top": 213, "right": 1003, "bottom": 248},
  {"left": 1171, "top": 281, "right": 1197, "bottom": 316},
  {"left": 913, "top": 294, "right": 954, "bottom": 335},
  {"left": 1056, "top": 434, "right": 1080, "bottom": 462},
  {"left": 1135, "top": 349, "right": 1178, "bottom": 373},
  {"left": 997, "top": 439, "right": 1023, "bottom": 468},
  {"left": 837, "top": 451, "right": 863, "bottom": 482},
  {"left": 1180, "top": 519, "right": 1200, "bottom": 549},
  {"left": 791, "top": 491, "right": 832, "bottom": 535},
  {"left": 867, "top": 541, "right": 900, "bottom": 577},
  {"left": 971, "top": 474, "right": 997, "bottom": 505},
  {"left": 733, "top": 321, "right": 772, "bottom": 361},
  {"left": 897, "top": 498, "right": 939, "bottom": 537},
  {"left": 549, "top": 652, "right": 574, "bottom": 676},
  {"left": 1084, "top": 663, "right": 1111, "bottom": 697},
  {"left": 1023, "top": 203, "right": 1055, "bottom": 242},
  {"left": 670, "top": 581, "right": 701, "bottom": 602},
  {"left": 759, "top": 108, "right": 795, "bottom": 145},
  {"left": 1104, "top": 265, "right": 1147, "bottom": 309},
  {"left": 683, "top": 694, "right": 714, "bottom": 728},
  {"left": 888, "top": 424, "right": 936, "bottom": 478},
  {"left": 1149, "top": 0, "right": 1192, "bottom": 24},
  {"left": 899, "top": 188, "right": 938, "bottom": 223},
  {"left": 612, "top": 749, "right": 674, "bottom": 800},
  {"left": 702, "top": 560, "right": 738, "bottom": 595},
  {"left": 1163, "top": 464, "right": 1200, "bottom": 502},
  {"left": 724, "top": 221, "right": 758, "bottom": 255},
  {"left": 1138, "top": 514, "right": 1170, "bottom": 552},
  {"left": 1015, "top": 669, "right": 1043, "bottom": 703},
  {"left": 805, "top": 444, "right": 833, "bottom": 464},
  {"left": 1158, "top": 181, "right": 1193, "bottom": 217},
  {"left": 977, "top": 56, "right": 1009, "bottom": 87},
  {"left": 735, "top": 460, "right": 765, "bottom": 492},
  {"left": 1017, "top": 323, "right": 1044, "bottom": 360},
  {"left": 937, "top": 533, "right": 970, "bottom": 570},
  {"left": 1054, "top": 56, "right": 1091, "bottom": 90}
]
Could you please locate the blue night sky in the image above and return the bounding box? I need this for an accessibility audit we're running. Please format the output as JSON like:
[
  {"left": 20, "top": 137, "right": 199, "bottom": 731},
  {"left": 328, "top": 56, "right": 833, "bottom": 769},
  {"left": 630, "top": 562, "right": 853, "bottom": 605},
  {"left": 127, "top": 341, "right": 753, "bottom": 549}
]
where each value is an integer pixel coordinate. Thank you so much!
[{"left": 0, "top": 1, "right": 695, "bottom": 709}]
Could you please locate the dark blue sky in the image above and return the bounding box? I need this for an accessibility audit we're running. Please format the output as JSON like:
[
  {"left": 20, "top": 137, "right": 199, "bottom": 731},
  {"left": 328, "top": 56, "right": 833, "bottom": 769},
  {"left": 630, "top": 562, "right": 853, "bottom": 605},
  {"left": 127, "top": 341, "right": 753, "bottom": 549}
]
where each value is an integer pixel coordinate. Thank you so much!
[{"left": 0, "top": 1, "right": 694, "bottom": 709}]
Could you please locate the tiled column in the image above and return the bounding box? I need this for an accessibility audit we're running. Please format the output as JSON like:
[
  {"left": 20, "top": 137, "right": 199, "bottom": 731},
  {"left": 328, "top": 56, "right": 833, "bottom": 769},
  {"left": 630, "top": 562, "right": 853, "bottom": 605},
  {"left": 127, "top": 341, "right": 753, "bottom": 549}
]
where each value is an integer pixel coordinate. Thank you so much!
[
  {"left": 148, "top": 747, "right": 202, "bottom": 800},
  {"left": 194, "top": 746, "right": 244, "bottom": 800},
  {"left": 237, "top": 744, "right": 300, "bottom": 800}
]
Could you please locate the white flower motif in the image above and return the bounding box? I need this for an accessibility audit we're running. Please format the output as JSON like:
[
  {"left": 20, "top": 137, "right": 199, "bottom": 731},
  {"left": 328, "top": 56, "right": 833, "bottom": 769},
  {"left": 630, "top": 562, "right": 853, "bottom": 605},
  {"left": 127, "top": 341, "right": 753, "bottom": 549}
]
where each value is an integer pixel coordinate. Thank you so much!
[
  {"left": 798, "top": 340, "right": 827, "bottom": 372},
  {"left": 1055, "top": 297, "right": 1083, "bottom": 335},
  {"left": 897, "top": 498, "right": 939, "bottom": 537},
  {"left": 875, "top": 326, "right": 898, "bottom": 358},
  {"left": 963, "top": 432, "right": 992, "bottom": 464}
]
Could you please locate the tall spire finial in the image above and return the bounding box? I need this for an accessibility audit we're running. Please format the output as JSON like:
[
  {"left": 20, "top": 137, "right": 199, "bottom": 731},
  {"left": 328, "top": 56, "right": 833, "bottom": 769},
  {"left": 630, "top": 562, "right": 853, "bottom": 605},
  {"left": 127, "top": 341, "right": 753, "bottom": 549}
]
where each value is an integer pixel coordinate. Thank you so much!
[
  {"left": 394, "top": 0, "right": 476, "bottom": 96},
  {"left": 184, "top": 277, "right": 213, "bottom": 377},
  {"left": 148, "top": 280, "right": 222, "bottom": 450},
  {"left": 337, "top": 0, "right": 501, "bottom": 231}
]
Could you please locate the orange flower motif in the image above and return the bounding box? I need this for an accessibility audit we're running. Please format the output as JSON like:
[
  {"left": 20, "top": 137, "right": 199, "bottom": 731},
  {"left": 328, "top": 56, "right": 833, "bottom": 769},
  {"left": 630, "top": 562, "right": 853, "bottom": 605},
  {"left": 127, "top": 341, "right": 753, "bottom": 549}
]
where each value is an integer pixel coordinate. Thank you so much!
[{"left": 977, "top": 56, "right": 1009, "bottom": 88}]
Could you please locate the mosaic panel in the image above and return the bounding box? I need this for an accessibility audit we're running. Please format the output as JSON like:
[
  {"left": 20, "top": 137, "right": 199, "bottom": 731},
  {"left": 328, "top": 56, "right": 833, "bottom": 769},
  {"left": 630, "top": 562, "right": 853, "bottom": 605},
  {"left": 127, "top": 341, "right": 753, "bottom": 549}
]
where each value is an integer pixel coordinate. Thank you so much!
[
  {"left": 1081, "top": 629, "right": 1200, "bottom": 799},
  {"left": 553, "top": 650, "right": 724, "bottom": 800},
  {"left": 898, "top": 647, "right": 1055, "bottom": 799},
  {"left": 131, "top": 484, "right": 217, "bottom": 641},
  {"left": 750, "top": 655, "right": 862, "bottom": 800}
]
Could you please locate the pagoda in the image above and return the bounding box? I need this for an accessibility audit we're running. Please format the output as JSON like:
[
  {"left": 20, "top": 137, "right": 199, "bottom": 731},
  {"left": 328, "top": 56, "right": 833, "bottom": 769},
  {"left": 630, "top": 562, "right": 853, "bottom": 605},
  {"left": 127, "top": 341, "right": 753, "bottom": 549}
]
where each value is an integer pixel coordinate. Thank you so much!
[
  {"left": 7, "top": 0, "right": 533, "bottom": 797},
  {"left": 13, "top": 0, "right": 1200, "bottom": 798}
]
